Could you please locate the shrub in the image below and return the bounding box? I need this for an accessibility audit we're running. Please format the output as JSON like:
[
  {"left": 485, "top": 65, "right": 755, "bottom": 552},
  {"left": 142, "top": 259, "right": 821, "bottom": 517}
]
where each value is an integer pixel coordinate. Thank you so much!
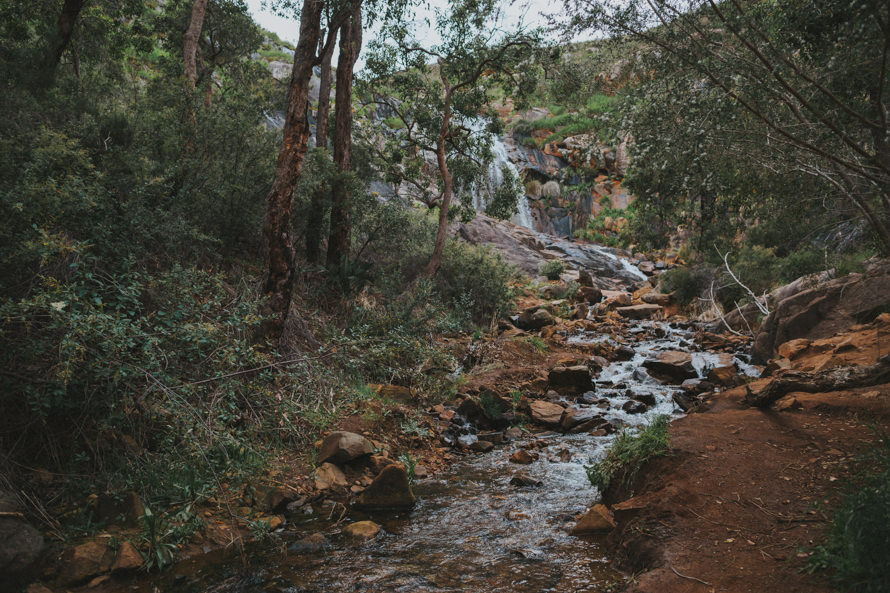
[
  {"left": 660, "top": 266, "right": 711, "bottom": 305},
  {"left": 808, "top": 428, "right": 890, "bottom": 592},
  {"left": 540, "top": 259, "right": 566, "bottom": 280},
  {"left": 586, "top": 415, "right": 670, "bottom": 494}
]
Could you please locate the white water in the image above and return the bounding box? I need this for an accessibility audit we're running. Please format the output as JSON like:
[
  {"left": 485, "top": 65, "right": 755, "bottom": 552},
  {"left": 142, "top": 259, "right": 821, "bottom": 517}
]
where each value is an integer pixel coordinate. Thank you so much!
[{"left": 489, "top": 135, "right": 534, "bottom": 230}]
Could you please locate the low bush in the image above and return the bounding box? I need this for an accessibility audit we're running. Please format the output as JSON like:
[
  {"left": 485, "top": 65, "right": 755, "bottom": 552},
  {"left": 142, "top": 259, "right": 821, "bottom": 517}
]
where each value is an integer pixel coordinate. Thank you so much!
[
  {"left": 540, "top": 259, "right": 566, "bottom": 280},
  {"left": 587, "top": 415, "right": 670, "bottom": 494},
  {"left": 659, "top": 266, "right": 712, "bottom": 306}
]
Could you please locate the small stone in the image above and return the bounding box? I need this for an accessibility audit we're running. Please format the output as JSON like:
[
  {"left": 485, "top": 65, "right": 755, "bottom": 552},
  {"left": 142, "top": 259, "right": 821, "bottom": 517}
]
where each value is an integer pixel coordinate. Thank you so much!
[
  {"left": 314, "top": 462, "right": 349, "bottom": 491},
  {"left": 342, "top": 521, "right": 381, "bottom": 540},
  {"left": 509, "top": 472, "right": 543, "bottom": 487},
  {"left": 87, "top": 575, "right": 110, "bottom": 588},
  {"left": 571, "top": 504, "right": 615, "bottom": 534},
  {"left": 111, "top": 541, "right": 142, "bottom": 573},
  {"left": 622, "top": 400, "right": 648, "bottom": 414},
  {"left": 354, "top": 464, "right": 415, "bottom": 510},
  {"left": 509, "top": 449, "right": 539, "bottom": 464},
  {"left": 288, "top": 532, "right": 328, "bottom": 553},
  {"left": 470, "top": 440, "right": 494, "bottom": 453}
]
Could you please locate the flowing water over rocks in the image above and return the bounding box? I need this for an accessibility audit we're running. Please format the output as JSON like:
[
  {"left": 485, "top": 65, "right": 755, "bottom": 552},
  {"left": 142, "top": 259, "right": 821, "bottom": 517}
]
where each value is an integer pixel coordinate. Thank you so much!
[{"left": 121, "top": 321, "right": 757, "bottom": 593}]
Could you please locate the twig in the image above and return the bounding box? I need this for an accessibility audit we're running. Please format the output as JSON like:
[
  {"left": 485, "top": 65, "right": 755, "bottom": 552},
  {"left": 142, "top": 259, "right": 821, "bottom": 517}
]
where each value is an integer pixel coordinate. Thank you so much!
[
  {"left": 670, "top": 565, "right": 712, "bottom": 587},
  {"left": 717, "top": 248, "right": 770, "bottom": 316}
]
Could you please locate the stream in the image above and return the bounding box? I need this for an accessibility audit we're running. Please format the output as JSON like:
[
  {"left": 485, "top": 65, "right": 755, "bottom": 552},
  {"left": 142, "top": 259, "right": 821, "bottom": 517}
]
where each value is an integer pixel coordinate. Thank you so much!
[{"left": 123, "top": 322, "right": 757, "bottom": 593}]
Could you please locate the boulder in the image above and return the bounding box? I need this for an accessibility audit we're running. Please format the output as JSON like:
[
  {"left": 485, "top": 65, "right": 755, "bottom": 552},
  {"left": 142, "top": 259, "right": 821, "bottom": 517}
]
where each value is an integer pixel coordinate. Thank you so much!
[
  {"left": 632, "top": 392, "right": 657, "bottom": 406},
  {"left": 641, "top": 292, "right": 672, "bottom": 306},
  {"left": 578, "top": 286, "right": 603, "bottom": 303},
  {"left": 616, "top": 304, "right": 662, "bottom": 319},
  {"left": 707, "top": 365, "right": 741, "bottom": 388},
  {"left": 342, "top": 521, "right": 380, "bottom": 540},
  {"left": 509, "top": 472, "right": 543, "bottom": 487},
  {"left": 643, "top": 351, "right": 697, "bottom": 383},
  {"left": 570, "top": 504, "right": 615, "bottom": 534},
  {"left": 559, "top": 407, "right": 602, "bottom": 431},
  {"left": 313, "top": 462, "right": 349, "bottom": 491},
  {"left": 752, "top": 260, "right": 890, "bottom": 362},
  {"left": 317, "top": 431, "right": 375, "bottom": 465},
  {"left": 288, "top": 532, "right": 329, "bottom": 553},
  {"left": 621, "top": 400, "right": 648, "bottom": 414},
  {"left": 517, "top": 307, "right": 556, "bottom": 330},
  {"left": 0, "top": 514, "right": 43, "bottom": 584},
  {"left": 469, "top": 440, "right": 494, "bottom": 453},
  {"left": 602, "top": 290, "right": 633, "bottom": 307},
  {"left": 57, "top": 540, "right": 114, "bottom": 586},
  {"left": 509, "top": 449, "right": 539, "bottom": 464},
  {"left": 456, "top": 397, "right": 485, "bottom": 423},
  {"left": 548, "top": 365, "right": 593, "bottom": 393},
  {"left": 529, "top": 401, "right": 565, "bottom": 427},
  {"left": 578, "top": 269, "right": 595, "bottom": 287},
  {"left": 354, "top": 464, "right": 415, "bottom": 511}
]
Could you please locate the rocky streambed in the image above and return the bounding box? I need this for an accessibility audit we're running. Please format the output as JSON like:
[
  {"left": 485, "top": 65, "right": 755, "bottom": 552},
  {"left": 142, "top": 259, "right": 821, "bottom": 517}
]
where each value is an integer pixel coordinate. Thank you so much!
[{"left": 105, "top": 317, "right": 758, "bottom": 593}]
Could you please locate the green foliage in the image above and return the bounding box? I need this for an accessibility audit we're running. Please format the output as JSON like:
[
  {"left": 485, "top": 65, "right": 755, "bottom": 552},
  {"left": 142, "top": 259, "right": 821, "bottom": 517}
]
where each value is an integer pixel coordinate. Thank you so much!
[
  {"left": 398, "top": 453, "right": 418, "bottom": 485},
  {"left": 659, "top": 266, "right": 711, "bottom": 306},
  {"left": 485, "top": 165, "right": 523, "bottom": 220},
  {"left": 808, "top": 428, "right": 890, "bottom": 592},
  {"left": 540, "top": 259, "right": 566, "bottom": 281},
  {"left": 525, "top": 336, "right": 548, "bottom": 353},
  {"left": 400, "top": 417, "right": 430, "bottom": 438},
  {"left": 586, "top": 415, "right": 670, "bottom": 494}
]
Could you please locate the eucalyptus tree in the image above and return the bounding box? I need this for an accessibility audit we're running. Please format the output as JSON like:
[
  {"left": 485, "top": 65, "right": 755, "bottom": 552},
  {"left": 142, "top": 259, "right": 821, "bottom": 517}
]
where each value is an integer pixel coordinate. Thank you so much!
[
  {"left": 564, "top": 0, "right": 890, "bottom": 254},
  {"left": 364, "top": 0, "right": 539, "bottom": 277}
]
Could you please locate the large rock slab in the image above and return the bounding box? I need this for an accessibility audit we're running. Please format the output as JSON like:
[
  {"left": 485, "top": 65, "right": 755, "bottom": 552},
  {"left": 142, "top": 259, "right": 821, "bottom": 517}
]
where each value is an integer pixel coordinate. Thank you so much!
[
  {"left": 317, "top": 431, "right": 375, "bottom": 465},
  {"left": 528, "top": 400, "right": 565, "bottom": 427},
  {"left": 643, "top": 351, "right": 697, "bottom": 383},
  {"left": 616, "top": 304, "right": 662, "bottom": 319},
  {"left": 354, "top": 464, "right": 415, "bottom": 511},
  {"left": 548, "top": 365, "right": 593, "bottom": 393}
]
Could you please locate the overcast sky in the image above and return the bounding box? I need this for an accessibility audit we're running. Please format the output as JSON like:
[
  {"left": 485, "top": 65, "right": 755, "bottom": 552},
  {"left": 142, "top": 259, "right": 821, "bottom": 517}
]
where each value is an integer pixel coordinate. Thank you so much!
[{"left": 244, "top": 0, "right": 569, "bottom": 57}]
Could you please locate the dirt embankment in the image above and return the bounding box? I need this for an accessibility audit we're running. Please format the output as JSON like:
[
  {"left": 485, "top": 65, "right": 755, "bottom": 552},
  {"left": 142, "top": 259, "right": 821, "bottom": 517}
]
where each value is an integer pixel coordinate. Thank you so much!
[{"left": 606, "top": 315, "right": 890, "bottom": 593}]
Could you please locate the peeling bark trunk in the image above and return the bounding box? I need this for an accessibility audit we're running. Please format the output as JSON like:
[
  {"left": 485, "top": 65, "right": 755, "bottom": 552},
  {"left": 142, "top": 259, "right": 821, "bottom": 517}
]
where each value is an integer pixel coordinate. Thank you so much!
[
  {"left": 259, "top": 0, "right": 323, "bottom": 347},
  {"left": 45, "top": 0, "right": 86, "bottom": 83},
  {"left": 182, "top": 0, "right": 208, "bottom": 144},
  {"left": 326, "top": 4, "right": 362, "bottom": 269},
  {"left": 305, "top": 30, "right": 336, "bottom": 264},
  {"left": 424, "top": 82, "right": 454, "bottom": 278},
  {"left": 746, "top": 354, "right": 890, "bottom": 408}
]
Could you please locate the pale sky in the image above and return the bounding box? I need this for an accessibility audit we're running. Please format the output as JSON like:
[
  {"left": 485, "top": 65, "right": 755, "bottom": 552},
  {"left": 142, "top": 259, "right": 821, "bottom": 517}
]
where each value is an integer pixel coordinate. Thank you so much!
[{"left": 244, "top": 0, "right": 567, "bottom": 59}]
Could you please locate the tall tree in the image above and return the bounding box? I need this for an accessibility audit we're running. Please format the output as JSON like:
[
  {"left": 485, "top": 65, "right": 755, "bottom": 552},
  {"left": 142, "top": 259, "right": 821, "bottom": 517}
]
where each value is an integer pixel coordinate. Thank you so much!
[
  {"left": 326, "top": 3, "right": 363, "bottom": 268},
  {"left": 304, "top": 28, "right": 336, "bottom": 264},
  {"left": 42, "top": 0, "right": 86, "bottom": 84},
  {"left": 565, "top": 0, "right": 890, "bottom": 253},
  {"left": 183, "top": 0, "right": 208, "bottom": 88},
  {"left": 365, "top": 0, "right": 538, "bottom": 276}
]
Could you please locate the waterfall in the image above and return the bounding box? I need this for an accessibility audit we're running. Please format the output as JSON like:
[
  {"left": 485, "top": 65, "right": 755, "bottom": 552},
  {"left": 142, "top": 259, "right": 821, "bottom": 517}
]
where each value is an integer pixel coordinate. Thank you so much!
[{"left": 488, "top": 135, "right": 534, "bottom": 230}]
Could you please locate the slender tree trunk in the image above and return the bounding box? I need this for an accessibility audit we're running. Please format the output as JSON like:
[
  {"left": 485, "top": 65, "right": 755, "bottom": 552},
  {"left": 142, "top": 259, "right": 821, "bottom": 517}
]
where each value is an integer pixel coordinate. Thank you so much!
[
  {"left": 424, "top": 87, "right": 454, "bottom": 278},
  {"left": 326, "top": 4, "right": 362, "bottom": 268},
  {"left": 305, "top": 30, "right": 336, "bottom": 264},
  {"left": 183, "top": 0, "right": 209, "bottom": 145},
  {"left": 45, "top": 0, "right": 86, "bottom": 84},
  {"left": 259, "top": 0, "right": 323, "bottom": 347}
]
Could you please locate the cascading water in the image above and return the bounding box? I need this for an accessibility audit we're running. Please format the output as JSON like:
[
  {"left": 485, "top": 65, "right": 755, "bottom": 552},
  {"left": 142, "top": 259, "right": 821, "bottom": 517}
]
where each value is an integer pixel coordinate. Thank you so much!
[{"left": 488, "top": 135, "right": 534, "bottom": 230}]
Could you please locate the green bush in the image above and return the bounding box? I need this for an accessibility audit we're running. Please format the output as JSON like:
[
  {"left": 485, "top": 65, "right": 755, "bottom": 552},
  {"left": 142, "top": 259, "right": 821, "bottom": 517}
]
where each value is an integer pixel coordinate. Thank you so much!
[
  {"left": 808, "top": 429, "right": 890, "bottom": 592},
  {"left": 540, "top": 259, "right": 566, "bottom": 280},
  {"left": 659, "top": 266, "right": 711, "bottom": 305},
  {"left": 586, "top": 415, "right": 670, "bottom": 494}
]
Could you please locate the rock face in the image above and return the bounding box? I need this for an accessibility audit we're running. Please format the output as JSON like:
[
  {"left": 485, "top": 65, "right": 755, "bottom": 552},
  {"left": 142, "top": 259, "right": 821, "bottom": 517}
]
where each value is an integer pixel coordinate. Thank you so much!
[
  {"left": 752, "top": 260, "right": 890, "bottom": 362},
  {"left": 354, "top": 464, "right": 416, "bottom": 511},
  {"left": 529, "top": 400, "right": 565, "bottom": 427},
  {"left": 0, "top": 492, "right": 44, "bottom": 584},
  {"left": 317, "top": 431, "right": 375, "bottom": 465},
  {"left": 571, "top": 504, "right": 616, "bottom": 534},
  {"left": 643, "top": 351, "right": 697, "bottom": 383},
  {"left": 548, "top": 365, "right": 593, "bottom": 393}
]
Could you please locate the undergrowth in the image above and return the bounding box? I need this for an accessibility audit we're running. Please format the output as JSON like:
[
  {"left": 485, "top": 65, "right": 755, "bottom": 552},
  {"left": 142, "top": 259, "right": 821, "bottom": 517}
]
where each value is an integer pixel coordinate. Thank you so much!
[{"left": 586, "top": 415, "right": 670, "bottom": 495}]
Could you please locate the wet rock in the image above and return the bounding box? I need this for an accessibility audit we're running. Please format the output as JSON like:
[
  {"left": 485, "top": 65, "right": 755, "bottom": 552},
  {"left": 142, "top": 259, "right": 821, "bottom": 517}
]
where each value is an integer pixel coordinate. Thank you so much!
[
  {"left": 571, "top": 504, "right": 615, "bottom": 534},
  {"left": 642, "top": 292, "right": 672, "bottom": 306},
  {"left": 672, "top": 391, "right": 698, "bottom": 412},
  {"left": 509, "top": 449, "right": 539, "bottom": 464},
  {"left": 602, "top": 290, "right": 633, "bottom": 307},
  {"left": 578, "top": 269, "right": 595, "bottom": 287},
  {"left": 555, "top": 449, "right": 573, "bottom": 462},
  {"left": 588, "top": 355, "right": 609, "bottom": 374},
  {"left": 548, "top": 365, "right": 593, "bottom": 392},
  {"left": 342, "top": 521, "right": 381, "bottom": 540},
  {"left": 469, "top": 440, "right": 494, "bottom": 453},
  {"left": 638, "top": 261, "right": 656, "bottom": 275},
  {"left": 559, "top": 407, "right": 602, "bottom": 431},
  {"left": 57, "top": 540, "right": 114, "bottom": 586},
  {"left": 314, "top": 462, "right": 349, "bottom": 491},
  {"left": 707, "top": 365, "right": 742, "bottom": 388},
  {"left": 456, "top": 397, "right": 485, "bottom": 423},
  {"left": 504, "top": 426, "right": 524, "bottom": 440},
  {"left": 0, "top": 492, "right": 43, "bottom": 585},
  {"left": 622, "top": 400, "right": 648, "bottom": 414},
  {"left": 615, "top": 345, "right": 635, "bottom": 360},
  {"left": 288, "top": 532, "right": 329, "bottom": 553},
  {"left": 317, "top": 431, "right": 375, "bottom": 465},
  {"left": 577, "top": 391, "right": 598, "bottom": 404},
  {"left": 354, "top": 464, "right": 415, "bottom": 511},
  {"left": 477, "top": 431, "right": 505, "bottom": 444},
  {"left": 26, "top": 584, "right": 54, "bottom": 593},
  {"left": 517, "top": 307, "right": 556, "bottom": 330},
  {"left": 253, "top": 485, "right": 293, "bottom": 513},
  {"left": 632, "top": 393, "right": 657, "bottom": 406},
  {"left": 643, "top": 351, "right": 697, "bottom": 383},
  {"left": 616, "top": 304, "right": 663, "bottom": 319},
  {"left": 509, "top": 472, "right": 543, "bottom": 487},
  {"left": 529, "top": 400, "right": 565, "bottom": 427},
  {"left": 111, "top": 541, "right": 142, "bottom": 573}
]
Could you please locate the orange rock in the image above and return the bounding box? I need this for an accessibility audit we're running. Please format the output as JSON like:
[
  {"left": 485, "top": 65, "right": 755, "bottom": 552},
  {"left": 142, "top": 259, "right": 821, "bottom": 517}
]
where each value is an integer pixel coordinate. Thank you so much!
[{"left": 571, "top": 504, "right": 616, "bottom": 534}]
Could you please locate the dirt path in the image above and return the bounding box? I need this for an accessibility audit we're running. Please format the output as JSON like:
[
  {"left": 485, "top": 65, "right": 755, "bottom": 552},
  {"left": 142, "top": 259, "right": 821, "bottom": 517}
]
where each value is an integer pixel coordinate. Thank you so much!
[{"left": 607, "top": 320, "right": 890, "bottom": 592}]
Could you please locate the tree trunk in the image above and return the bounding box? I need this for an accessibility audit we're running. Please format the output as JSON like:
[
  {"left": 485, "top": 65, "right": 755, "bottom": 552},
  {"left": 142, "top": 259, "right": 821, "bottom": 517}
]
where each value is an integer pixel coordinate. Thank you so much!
[
  {"left": 183, "top": 0, "right": 209, "bottom": 88},
  {"left": 45, "top": 0, "right": 86, "bottom": 83},
  {"left": 305, "top": 30, "right": 336, "bottom": 264},
  {"left": 259, "top": 0, "right": 323, "bottom": 348},
  {"left": 326, "top": 4, "right": 362, "bottom": 269},
  {"left": 745, "top": 354, "right": 890, "bottom": 408},
  {"left": 424, "top": 85, "right": 454, "bottom": 278}
]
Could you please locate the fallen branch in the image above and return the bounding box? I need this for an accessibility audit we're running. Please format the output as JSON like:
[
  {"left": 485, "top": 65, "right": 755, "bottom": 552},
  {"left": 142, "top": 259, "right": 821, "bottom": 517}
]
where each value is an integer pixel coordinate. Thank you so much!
[
  {"left": 717, "top": 248, "right": 770, "bottom": 317},
  {"left": 746, "top": 354, "right": 890, "bottom": 407},
  {"left": 670, "top": 564, "right": 713, "bottom": 587}
]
